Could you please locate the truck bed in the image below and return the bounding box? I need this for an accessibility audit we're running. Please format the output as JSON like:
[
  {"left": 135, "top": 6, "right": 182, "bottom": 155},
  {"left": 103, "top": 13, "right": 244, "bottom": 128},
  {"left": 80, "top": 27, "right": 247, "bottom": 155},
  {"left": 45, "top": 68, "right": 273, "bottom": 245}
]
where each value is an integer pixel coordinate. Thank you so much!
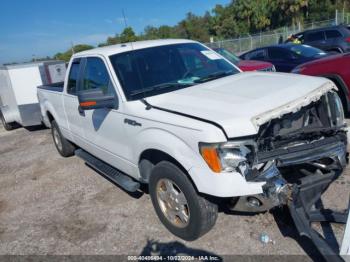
[
  {"left": 37, "top": 82, "right": 64, "bottom": 93},
  {"left": 37, "top": 82, "right": 66, "bottom": 129}
]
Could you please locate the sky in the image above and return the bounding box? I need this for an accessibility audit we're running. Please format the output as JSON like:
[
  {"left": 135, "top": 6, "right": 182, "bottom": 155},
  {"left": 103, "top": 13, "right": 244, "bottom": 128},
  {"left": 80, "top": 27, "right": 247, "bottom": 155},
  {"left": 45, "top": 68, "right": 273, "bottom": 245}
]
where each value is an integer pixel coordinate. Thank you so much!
[{"left": 0, "top": 0, "right": 230, "bottom": 64}]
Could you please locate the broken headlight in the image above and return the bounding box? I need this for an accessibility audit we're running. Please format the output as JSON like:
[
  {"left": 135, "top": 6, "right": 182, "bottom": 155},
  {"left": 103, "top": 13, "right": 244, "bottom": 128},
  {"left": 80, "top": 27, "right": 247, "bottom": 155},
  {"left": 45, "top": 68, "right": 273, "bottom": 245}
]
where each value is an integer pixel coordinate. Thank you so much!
[
  {"left": 199, "top": 141, "right": 255, "bottom": 175},
  {"left": 328, "top": 92, "right": 345, "bottom": 127}
]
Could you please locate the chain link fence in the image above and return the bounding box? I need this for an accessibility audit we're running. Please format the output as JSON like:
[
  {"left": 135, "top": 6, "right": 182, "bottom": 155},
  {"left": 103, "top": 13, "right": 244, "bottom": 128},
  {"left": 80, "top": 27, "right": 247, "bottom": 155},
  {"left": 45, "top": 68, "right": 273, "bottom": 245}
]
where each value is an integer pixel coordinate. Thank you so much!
[{"left": 207, "top": 12, "right": 350, "bottom": 55}]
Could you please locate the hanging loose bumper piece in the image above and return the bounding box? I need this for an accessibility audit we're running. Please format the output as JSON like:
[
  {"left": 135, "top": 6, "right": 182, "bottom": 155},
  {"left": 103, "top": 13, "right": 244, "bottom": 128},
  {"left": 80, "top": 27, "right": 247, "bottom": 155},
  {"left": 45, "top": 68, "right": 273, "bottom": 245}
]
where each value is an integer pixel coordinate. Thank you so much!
[{"left": 288, "top": 171, "right": 349, "bottom": 262}]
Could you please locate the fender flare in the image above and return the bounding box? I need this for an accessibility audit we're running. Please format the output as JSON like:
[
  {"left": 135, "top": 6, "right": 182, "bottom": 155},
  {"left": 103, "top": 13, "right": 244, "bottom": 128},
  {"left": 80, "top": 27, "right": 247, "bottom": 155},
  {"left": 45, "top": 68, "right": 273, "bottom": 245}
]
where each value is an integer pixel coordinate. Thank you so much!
[
  {"left": 41, "top": 100, "right": 59, "bottom": 128},
  {"left": 134, "top": 128, "right": 204, "bottom": 181}
]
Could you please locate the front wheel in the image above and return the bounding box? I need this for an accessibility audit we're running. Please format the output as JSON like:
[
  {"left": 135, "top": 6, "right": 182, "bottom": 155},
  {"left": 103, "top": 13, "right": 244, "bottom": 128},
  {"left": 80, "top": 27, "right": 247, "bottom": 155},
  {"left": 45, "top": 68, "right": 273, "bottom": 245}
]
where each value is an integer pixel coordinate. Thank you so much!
[{"left": 149, "top": 161, "right": 218, "bottom": 241}]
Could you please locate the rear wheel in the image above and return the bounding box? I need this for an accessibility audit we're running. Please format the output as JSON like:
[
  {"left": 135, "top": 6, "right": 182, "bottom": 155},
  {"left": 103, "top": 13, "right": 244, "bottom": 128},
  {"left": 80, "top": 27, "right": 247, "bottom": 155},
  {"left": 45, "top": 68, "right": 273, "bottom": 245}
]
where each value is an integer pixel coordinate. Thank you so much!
[
  {"left": 51, "top": 120, "right": 75, "bottom": 157},
  {"left": 149, "top": 161, "right": 218, "bottom": 241},
  {"left": 0, "top": 111, "right": 15, "bottom": 131}
]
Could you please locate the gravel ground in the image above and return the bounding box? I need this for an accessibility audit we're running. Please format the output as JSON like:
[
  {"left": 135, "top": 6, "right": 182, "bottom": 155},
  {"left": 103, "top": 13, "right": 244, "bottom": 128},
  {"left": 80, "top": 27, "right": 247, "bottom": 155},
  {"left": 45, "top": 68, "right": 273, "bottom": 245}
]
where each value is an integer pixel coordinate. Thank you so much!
[{"left": 0, "top": 123, "right": 349, "bottom": 259}]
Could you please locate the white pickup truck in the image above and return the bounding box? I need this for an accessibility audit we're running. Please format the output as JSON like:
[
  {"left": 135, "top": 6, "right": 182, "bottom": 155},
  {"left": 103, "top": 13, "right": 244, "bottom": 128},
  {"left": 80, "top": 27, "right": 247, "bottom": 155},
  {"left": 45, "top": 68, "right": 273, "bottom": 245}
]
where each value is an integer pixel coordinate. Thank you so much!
[{"left": 37, "top": 39, "right": 348, "bottom": 241}]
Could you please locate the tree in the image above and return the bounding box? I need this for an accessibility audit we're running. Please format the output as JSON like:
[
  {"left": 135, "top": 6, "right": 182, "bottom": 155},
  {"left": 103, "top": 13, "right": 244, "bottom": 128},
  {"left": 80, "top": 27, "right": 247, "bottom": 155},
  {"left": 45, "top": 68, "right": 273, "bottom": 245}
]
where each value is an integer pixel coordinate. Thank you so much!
[
  {"left": 49, "top": 0, "right": 349, "bottom": 62},
  {"left": 143, "top": 26, "right": 160, "bottom": 39},
  {"left": 120, "top": 27, "right": 138, "bottom": 43},
  {"left": 54, "top": 44, "right": 94, "bottom": 62},
  {"left": 174, "top": 12, "right": 212, "bottom": 42},
  {"left": 211, "top": 4, "right": 239, "bottom": 39},
  {"left": 271, "top": 0, "right": 309, "bottom": 26},
  {"left": 307, "top": 0, "right": 336, "bottom": 21}
]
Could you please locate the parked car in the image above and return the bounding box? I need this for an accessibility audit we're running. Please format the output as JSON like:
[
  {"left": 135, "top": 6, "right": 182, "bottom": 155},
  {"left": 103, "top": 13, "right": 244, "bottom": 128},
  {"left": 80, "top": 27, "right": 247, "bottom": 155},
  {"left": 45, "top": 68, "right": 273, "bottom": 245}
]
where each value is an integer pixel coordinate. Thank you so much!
[
  {"left": 0, "top": 61, "right": 66, "bottom": 130},
  {"left": 292, "top": 53, "right": 350, "bottom": 114},
  {"left": 213, "top": 47, "right": 276, "bottom": 72},
  {"left": 37, "top": 39, "right": 347, "bottom": 241},
  {"left": 287, "top": 25, "right": 350, "bottom": 53},
  {"left": 240, "top": 44, "right": 328, "bottom": 72}
]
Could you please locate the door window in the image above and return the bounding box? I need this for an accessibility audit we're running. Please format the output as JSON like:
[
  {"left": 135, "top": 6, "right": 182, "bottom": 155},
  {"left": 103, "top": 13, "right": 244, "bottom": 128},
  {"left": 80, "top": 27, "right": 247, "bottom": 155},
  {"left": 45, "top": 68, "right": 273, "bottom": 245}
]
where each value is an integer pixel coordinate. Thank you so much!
[
  {"left": 67, "top": 59, "right": 81, "bottom": 95},
  {"left": 268, "top": 48, "right": 291, "bottom": 59},
  {"left": 81, "top": 57, "right": 115, "bottom": 96},
  {"left": 245, "top": 49, "right": 266, "bottom": 60},
  {"left": 325, "top": 30, "right": 342, "bottom": 39},
  {"left": 306, "top": 31, "right": 325, "bottom": 42}
]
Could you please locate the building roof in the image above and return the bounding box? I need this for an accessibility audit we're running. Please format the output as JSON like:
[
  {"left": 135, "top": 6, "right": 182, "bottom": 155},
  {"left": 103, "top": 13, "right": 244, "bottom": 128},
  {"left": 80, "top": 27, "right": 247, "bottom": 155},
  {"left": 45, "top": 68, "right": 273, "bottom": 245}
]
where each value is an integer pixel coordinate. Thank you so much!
[
  {"left": 74, "top": 39, "right": 197, "bottom": 58},
  {"left": 0, "top": 60, "right": 64, "bottom": 70}
]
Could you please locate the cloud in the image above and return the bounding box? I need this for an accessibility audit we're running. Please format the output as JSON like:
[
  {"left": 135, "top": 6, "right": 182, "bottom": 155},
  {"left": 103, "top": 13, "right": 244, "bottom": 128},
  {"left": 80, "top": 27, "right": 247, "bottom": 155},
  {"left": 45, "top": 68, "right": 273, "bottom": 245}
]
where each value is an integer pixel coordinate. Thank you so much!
[{"left": 104, "top": 19, "right": 113, "bottom": 24}]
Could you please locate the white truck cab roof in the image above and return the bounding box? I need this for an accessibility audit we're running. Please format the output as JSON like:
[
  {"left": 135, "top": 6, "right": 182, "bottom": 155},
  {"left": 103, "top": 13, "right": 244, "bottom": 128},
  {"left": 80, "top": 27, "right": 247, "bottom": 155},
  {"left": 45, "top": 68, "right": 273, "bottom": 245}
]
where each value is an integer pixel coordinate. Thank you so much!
[{"left": 74, "top": 39, "right": 197, "bottom": 58}]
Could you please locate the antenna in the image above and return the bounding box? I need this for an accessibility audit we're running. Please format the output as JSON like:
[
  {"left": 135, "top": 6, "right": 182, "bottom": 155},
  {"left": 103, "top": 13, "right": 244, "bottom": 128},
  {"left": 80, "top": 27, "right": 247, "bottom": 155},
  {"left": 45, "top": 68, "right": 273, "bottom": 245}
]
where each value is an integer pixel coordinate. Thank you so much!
[
  {"left": 121, "top": 9, "right": 135, "bottom": 50},
  {"left": 122, "top": 9, "right": 128, "bottom": 29}
]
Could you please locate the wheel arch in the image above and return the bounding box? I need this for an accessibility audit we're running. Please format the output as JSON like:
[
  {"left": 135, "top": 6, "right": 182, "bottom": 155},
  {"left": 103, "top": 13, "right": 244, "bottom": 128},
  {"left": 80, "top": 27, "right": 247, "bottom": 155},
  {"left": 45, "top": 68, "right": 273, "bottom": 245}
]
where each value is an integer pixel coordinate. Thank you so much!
[
  {"left": 47, "top": 111, "right": 54, "bottom": 123},
  {"left": 325, "top": 47, "right": 343, "bottom": 53},
  {"left": 135, "top": 129, "right": 202, "bottom": 189},
  {"left": 41, "top": 101, "right": 59, "bottom": 128},
  {"left": 139, "top": 149, "right": 192, "bottom": 182}
]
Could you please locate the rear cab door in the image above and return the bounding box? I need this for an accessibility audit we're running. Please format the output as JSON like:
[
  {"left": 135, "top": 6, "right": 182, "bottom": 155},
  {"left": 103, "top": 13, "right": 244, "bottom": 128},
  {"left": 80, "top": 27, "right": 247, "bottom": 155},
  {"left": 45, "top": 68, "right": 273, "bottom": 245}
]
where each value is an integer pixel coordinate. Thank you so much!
[
  {"left": 62, "top": 58, "right": 85, "bottom": 145},
  {"left": 325, "top": 29, "right": 344, "bottom": 51}
]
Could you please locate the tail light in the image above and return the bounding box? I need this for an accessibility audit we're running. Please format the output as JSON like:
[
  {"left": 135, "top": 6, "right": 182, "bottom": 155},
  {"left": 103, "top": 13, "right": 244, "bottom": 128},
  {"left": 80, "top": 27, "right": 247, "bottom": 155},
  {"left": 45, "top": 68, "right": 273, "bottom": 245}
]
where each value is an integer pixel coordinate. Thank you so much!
[{"left": 346, "top": 37, "right": 350, "bottom": 43}]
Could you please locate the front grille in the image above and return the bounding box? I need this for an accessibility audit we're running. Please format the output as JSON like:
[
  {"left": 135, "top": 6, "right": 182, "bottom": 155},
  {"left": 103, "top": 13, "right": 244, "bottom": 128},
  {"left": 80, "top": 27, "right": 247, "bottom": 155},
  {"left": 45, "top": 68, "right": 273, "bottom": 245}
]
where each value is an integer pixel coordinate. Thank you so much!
[{"left": 257, "top": 91, "right": 344, "bottom": 152}]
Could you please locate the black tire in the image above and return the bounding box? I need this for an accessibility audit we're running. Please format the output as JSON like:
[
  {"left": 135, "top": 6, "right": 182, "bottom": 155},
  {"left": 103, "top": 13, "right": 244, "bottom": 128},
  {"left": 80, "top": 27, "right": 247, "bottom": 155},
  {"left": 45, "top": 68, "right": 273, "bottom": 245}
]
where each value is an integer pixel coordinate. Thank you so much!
[
  {"left": 0, "top": 111, "right": 14, "bottom": 131},
  {"left": 149, "top": 161, "right": 218, "bottom": 241},
  {"left": 51, "top": 120, "right": 75, "bottom": 157}
]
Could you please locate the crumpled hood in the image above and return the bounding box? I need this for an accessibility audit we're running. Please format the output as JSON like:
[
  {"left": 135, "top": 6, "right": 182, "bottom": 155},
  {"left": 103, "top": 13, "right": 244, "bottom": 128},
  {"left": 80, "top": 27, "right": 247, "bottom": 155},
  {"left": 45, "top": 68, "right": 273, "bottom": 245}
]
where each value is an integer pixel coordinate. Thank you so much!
[{"left": 147, "top": 72, "right": 336, "bottom": 138}]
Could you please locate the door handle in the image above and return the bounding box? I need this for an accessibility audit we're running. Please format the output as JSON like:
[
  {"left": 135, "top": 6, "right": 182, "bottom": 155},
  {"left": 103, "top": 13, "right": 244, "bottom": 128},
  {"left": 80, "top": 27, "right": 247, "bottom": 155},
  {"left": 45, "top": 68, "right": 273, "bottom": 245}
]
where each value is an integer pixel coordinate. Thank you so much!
[{"left": 78, "top": 106, "right": 85, "bottom": 116}]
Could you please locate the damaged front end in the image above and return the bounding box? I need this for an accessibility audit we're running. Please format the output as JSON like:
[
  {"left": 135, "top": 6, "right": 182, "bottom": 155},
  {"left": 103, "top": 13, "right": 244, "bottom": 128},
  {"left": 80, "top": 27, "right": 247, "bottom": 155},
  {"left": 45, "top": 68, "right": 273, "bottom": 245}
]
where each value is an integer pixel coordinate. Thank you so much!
[{"left": 231, "top": 91, "right": 348, "bottom": 213}]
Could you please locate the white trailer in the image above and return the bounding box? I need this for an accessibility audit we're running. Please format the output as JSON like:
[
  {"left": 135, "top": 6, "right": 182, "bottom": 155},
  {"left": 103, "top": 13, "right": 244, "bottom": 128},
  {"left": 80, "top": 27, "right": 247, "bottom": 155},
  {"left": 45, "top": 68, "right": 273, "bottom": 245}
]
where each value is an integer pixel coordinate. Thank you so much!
[{"left": 0, "top": 61, "right": 66, "bottom": 130}]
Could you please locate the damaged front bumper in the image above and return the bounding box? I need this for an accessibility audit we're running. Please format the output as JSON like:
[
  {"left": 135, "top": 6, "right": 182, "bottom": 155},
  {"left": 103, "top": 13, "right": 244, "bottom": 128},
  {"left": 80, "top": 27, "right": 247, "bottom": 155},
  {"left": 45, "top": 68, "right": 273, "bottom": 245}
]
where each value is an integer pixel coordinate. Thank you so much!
[
  {"left": 232, "top": 133, "right": 348, "bottom": 213},
  {"left": 231, "top": 89, "right": 348, "bottom": 213},
  {"left": 289, "top": 171, "right": 349, "bottom": 261}
]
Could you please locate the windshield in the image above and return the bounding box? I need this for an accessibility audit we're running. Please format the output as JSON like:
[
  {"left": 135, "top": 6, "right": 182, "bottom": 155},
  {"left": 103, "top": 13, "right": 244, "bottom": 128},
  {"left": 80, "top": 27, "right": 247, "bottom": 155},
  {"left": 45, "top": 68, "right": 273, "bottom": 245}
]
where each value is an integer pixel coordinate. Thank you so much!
[
  {"left": 286, "top": 44, "right": 326, "bottom": 58},
  {"left": 214, "top": 48, "right": 241, "bottom": 65},
  {"left": 110, "top": 43, "right": 239, "bottom": 100}
]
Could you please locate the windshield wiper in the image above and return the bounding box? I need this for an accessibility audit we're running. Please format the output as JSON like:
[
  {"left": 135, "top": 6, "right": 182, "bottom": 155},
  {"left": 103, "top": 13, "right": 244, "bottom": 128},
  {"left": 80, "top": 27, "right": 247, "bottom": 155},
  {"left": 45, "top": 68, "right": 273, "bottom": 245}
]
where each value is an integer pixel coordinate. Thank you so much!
[
  {"left": 130, "top": 82, "right": 194, "bottom": 97},
  {"left": 194, "top": 71, "right": 234, "bottom": 83}
]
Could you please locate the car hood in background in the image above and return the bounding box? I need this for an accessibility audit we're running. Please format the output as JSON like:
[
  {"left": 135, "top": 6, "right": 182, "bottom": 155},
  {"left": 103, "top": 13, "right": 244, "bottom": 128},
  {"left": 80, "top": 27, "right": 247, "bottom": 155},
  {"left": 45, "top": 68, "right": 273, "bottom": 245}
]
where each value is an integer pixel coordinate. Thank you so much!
[
  {"left": 147, "top": 72, "right": 336, "bottom": 138},
  {"left": 237, "top": 60, "right": 273, "bottom": 71}
]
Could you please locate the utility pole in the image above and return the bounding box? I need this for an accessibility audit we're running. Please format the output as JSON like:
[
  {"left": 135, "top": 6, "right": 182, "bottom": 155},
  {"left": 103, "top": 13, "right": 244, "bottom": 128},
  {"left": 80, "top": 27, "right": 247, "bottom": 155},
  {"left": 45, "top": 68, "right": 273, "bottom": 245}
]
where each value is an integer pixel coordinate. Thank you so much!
[{"left": 335, "top": 9, "right": 338, "bottom": 25}]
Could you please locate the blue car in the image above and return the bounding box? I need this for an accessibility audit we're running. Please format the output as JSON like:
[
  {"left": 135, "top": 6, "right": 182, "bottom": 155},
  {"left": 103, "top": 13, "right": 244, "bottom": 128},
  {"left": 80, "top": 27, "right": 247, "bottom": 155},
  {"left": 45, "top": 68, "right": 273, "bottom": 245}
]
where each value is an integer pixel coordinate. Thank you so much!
[{"left": 239, "top": 44, "right": 328, "bottom": 72}]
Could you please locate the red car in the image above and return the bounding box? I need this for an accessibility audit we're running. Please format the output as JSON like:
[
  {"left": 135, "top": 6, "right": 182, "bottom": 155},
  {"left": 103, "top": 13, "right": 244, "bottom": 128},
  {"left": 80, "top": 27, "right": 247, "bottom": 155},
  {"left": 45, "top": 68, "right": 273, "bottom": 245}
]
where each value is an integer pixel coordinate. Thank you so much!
[
  {"left": 213, "top": 48, "right": 276, "bottom": 72},
  {"left": 292, "top": 53, "right": 350, "bottom": 114}
]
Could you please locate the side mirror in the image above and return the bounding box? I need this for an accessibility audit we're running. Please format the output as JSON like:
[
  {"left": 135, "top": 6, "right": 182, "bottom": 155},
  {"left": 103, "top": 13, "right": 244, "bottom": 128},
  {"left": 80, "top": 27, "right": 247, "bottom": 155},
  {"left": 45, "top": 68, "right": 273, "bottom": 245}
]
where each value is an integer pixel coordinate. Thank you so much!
[{"left": 78, "top": 88, "right": 117, "bottom": 110}]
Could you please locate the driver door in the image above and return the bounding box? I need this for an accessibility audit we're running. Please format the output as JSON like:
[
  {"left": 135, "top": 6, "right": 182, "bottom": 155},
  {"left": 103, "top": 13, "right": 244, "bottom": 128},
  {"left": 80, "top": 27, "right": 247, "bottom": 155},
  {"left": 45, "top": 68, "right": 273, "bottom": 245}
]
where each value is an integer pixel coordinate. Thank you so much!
[{"left": 78, "top": 57, "right": 133, "bottom": 175}]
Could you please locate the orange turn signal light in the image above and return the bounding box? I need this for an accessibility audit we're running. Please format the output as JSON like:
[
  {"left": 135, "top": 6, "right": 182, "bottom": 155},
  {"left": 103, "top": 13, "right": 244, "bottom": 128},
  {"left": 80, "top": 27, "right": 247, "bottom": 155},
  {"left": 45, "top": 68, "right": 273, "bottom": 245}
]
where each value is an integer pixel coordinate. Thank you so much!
[
  {"left": 80, "top": 101, "right": 97, "bottom": 107},
  {"left": 200, "top": 147, "right": 222, "bottom": 173}
]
